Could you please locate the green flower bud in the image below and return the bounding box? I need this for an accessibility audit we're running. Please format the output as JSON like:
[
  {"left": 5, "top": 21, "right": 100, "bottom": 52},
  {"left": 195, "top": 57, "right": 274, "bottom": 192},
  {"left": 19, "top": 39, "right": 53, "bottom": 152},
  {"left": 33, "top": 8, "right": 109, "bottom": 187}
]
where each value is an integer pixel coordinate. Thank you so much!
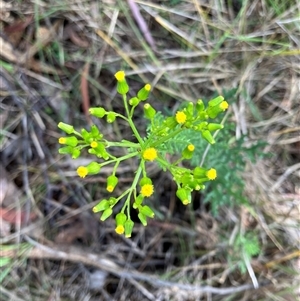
[
  {"left": 93, "top": 199, "right": 110, "bottom": 213},
  {"left": 133, "top": 195, "right": 144, "bottom": 209},
  {"left": 108, "top": 197, "right": 117, "bottom": 206},
  {"left": 100, "top": 208, "right": 113, "bottom": 221},
  {"left": 140, "top": 205, "right": 155, "bottom": 218},
  {"left": 129, "top": 97, "right": 140, "bottom": 106},
  {"left": 207, "top": 123, "right": 224, "bottom": 132},
  {"left": 124, "top": 219, "right": 134, "bottom": 238},
  {"left": 58, "top": 146, "right": 73, "bottom": 155},
  {"left": 81, "top": 128, "right": 91, "bottom": 142},
  {"left": 186, "top": 102, "right": 194, "bottom": 115},
  {"left": 193, "top": 167, "right": 207, "bottom": 179},
  {"left": 206, "top": 99, "right": 228, "bottom": 119},
  {"left": 115, "top": 213, "right": 127, "bottom": 235},
  {"left": 137, "top": 84, "right": 151, "bottom": 101},
  {"left": 90, "top": 125, "right": 100, "bottom": 137},
  {"left": 196, "top": 99, "right": 205, "bottom": 112},
  {"left": 86, "top": 162, "right": 101, "bottom": 175},
  {"left": 143, "top": 103, "right": 156, "bottom": 120},
  {"left": 58, "top": 136, "right": 78, "bottom": 147},
  {"left": 116, "top": 212, "right": 127, "bottom": 225},
  {"left": 138, "top": 212, "right": 147, "bottom": 226},
  {"left": 164, "top": 116, "right": 177, "bottom": 129},
  {"left": 71, "top": 148, "right": 81, "bottom": 159},
  {"left": 208, "top": 96, "right": 224, "bottom": 107},
  {"left": 89, "top": 107, "right": 106, "bottom": 118},
  {"left": 182, "top": 144, "right": 195, "bottom": 159},
  {"left": 58, "top": 122, "right": 74, "bottom": 134},
  {"left": 176, "top": 188, "right": 191, "bottom": 205},
  {"left": 107, "top": 112, "right": 116, "bottom": 123},
  {"left": 201, "top": 130, "right": 215, "bottom": 144},
  {"left": 139, "top": 177, "right": 152, "bottom": 187},
  {"left": 106, "top": 175, "right": 118, "bottom": 192},
  {"left": 115, "top": 71, "right": 129, "bottom": 94}
]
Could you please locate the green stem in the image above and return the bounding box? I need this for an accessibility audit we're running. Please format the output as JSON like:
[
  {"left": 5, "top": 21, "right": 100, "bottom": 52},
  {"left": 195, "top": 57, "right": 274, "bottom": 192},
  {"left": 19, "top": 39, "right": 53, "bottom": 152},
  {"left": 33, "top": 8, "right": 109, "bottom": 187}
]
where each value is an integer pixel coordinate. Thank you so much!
[
  {"left": 123, "top": 164, "right": 143, "bottom": 219},
  {"left": 123, "top": 94, "right": 143, "bottom": 145},
  {"left": 99, "top": 151, "right": 139, "bottom": 167},
  {"left": 105, "top": 141, "right": 140, "bottom": 148},
  {"left": 151, "top": 127, "right": 183, "bottom": 148}
]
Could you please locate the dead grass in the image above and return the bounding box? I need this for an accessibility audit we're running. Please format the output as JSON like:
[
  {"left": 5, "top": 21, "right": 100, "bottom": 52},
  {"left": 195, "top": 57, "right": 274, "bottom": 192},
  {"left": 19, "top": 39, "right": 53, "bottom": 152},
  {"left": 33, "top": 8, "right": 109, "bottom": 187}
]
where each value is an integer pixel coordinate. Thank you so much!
[{"left": 0, "top": 0, "right": 299, "bottom": 300}]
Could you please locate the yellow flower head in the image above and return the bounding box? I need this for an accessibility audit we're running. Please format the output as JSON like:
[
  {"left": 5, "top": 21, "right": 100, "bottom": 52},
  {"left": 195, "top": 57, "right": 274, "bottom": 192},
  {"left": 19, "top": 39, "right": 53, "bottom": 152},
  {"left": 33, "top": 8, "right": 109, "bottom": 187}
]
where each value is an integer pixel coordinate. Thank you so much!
[
  {"left": 77, "top": 166, "right": 88, "bottom": 178},
  {"left": 182, "top": 199, "right": 190, "bottom": 205},
  {"left": 90, "top": 141, "right": 98, "bottom": 148},
  {"left": 115, "top": 70, "right": 125, "bottom": 82},
  {"left": 188, "top": 144, "right": 195, "bottom": 152},
  {"left": 145, "top": 84, "right": 151, "bottom": 91},
  {"left": 142, "top": 148, "right": 157, "bottom": 161},
  {"left": 59, "top": 137, "right": 66, "bottom": 144},
  {"left": 219, "top": 101, "right": 229, "bottom": 111},
  {"left": 115, "top": 225, "right": 125, "bottom": 235},
  {"left": 107, "top": 185, "right": 114, "bottom": 193},
  {"left": 206, "top": 168, "right": 217, "bottom": 180},
  {"left": 141, "top": 184, "right": 154, "bottom": 197},
  {"left": 175, "top": 111, "right": 187, "bottom": 124}
]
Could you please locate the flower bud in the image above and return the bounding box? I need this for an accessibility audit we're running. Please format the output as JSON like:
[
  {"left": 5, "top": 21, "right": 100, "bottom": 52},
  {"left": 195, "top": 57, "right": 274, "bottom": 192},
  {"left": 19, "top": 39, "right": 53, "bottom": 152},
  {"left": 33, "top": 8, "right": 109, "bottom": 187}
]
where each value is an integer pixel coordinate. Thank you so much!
[
  {"left": 140, "top": 205, "right": 155, "bottom": 218},
  {"left": 106, "top": 112, "right": 116, "bottom": 123},
  {"left": 90, "top": 125, "right": 101, "bottom": 137},
  {"left": 208, "top": 96, "right": 224, "bottom": 107},
  {"left": 106, "top": 175, "right": 118, "bottom": 192},
  {"left": 133, "top": 195, "right": 144, "bottom": 209},
  {"left": 207, "top": 123, "right": 224, "bottom": 132},
  {"left": 193, "top": 167, "right": 207, "bottom": 179},
  {"left": 71, "top": 149, "right": 81, "bottom": 159},
  {"left": 115, "top": 71, "right": 129, "bottom": 95},
  {"left": 124, "top": 219, "right": 134, "bottom": 238},
  {"left": 139, "top": 177, "right": 152, "bottom": 187},
  {"left": 176, "top": 188, "right": 191, "bottom": 205},
  {"left": 182, "top": 144, "right": 195, "bottom": 159},
  {"left": 86, "top": 162, "right": 101, "bottom": 175},
  {"left": 137, "top": 84, "right": 151, "bottom": 101},
  {"left": 115, "top": 212, "right": 127, "bottom": 235},
  {"left": 138, "top": 212, "right": 147, "bottom": 226},
  {"left": 89, "top": 107, "right": 106, "bottom": 118},
  {"left": 58, "top": 122, "right": 74, "bottom": 134},
  {"left": 201, "top": 130, "right": 215, "bottom": 144},
  {"left": 129, "top": 97, "right": 140, "bottom": 106},
  {"left": 58, "top": 146, "right": 73, "bottom": 155},
  {"left": 100, "top": 208, "right": 113, "bottom": 221},
  {"left": 93, "top": 199, "right": 110, "bottom": 213},
  {"left": 143, "top": 103, "right": 156, "bottom": 120},
  {"left": 196, "top": 99, "right": 205, "bottom": 112},
  {"left": 58, "top": 136, "right": 78, "bottom": 147}
]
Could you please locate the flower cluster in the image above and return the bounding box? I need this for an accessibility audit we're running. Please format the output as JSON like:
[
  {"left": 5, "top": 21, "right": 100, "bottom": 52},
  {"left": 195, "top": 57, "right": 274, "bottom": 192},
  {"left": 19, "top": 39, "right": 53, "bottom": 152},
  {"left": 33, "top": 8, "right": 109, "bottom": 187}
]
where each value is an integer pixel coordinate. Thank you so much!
[{"left": 58, "top": 71, "right": 228, "bottom": 238}]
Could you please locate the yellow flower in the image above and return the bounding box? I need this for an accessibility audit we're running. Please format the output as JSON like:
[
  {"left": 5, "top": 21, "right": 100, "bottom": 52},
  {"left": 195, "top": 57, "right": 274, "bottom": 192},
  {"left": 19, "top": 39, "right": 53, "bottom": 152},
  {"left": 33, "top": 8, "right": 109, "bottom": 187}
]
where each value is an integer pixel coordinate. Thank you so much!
[
  {"left": 175, "top": 111, "right": 187, "bottom": 124},
  {"left": 77, "top": 166, "right": 88, "bottom": 178},
  {"left": 142, "top": 148, "right": 157, "bottom": 161},
  {"left": 219, "top": 101, "right": 229, "bottom": 111},
  {"left": 141, "top": 184, "right": 154, "bottom": 197},
  {"left": 107, "top": 185, "right": 114, "bottom": 193},
  {"left": 188, "top": 144, "right": 195, "bottom": 152},
  {"left": 115, "top": 225, "right": 125, "bottom": 235},
  {"left": 206, "top": 168, "right": 217, "bottom": 180},
  {"left": 59, "top": 137, "right": 66, "bottom": 144},
  {"left": 145, "top": 84, "right": 151, "bottom": 91},
  {"left": 90, "top": 141, "right": 98, "bottom": 148},
  {"left": 115, "top": 70, "right": 125, "bottom": 82}
]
